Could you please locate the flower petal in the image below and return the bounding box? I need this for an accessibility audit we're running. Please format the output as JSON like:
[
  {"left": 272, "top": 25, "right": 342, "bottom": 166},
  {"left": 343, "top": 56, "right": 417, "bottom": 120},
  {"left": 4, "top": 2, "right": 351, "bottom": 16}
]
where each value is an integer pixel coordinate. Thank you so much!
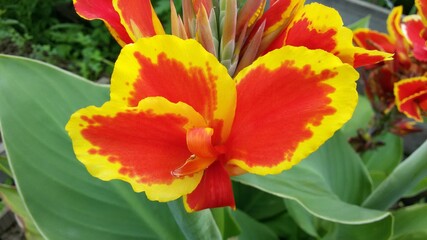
[
  {"left": 352, "top": 48, "right": 394, "bottom": 68},
  {"left": 183, "top": 161, "right": 235, "bottom": 212},
  {"left": 226, "top": 46, "right": 358, "bottom": 175},
  {"left": 387, "top": 6, "right": 410, "bottom": 58},
  {"left": 66, "top": 97, "right": 206, "bottom": 201},
  {"left": 73, "top": 0, "right": 132, "bottom": 46},
  {"left": 267, "top": 3, "right": 392, "bottom": 67},
  {"left": 394, "top": 77, "right": 427, "bottom": 122},
  {"left": 403, "top": 15, "right": 427, "bottom": 61},
  {"left": 353, "top": 29, "right": 395, "bottom": 53},
  {"left": 113, "top": 0, "right": 165, "bottom": 41},
  {"left": 255, "top": 0, "right": 303, "bottom": 37},
  {"left": 111, "top": 35, "right": 237, "bottom": 144}
]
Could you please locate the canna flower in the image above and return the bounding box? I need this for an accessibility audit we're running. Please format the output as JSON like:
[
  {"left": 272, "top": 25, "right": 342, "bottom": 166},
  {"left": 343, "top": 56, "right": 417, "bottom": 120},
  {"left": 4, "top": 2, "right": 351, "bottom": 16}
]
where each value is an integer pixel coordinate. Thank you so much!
[
  {"left": 394, "top": 77, "right": 427, "bottom": 121},
  {"left": 66, "top": 35, "right": 358, "bottom": 211},
  {"left": 403, "top": 0, "right": 427, "bottom": 61},
  {"left": 353, "top": 6, "right": 427, "bottom": 113},
  {"left": 353, "top": 6, "right": 411, "bottom": 68},
  {"left": 354, "top": 4, "right": 427, "bottom": 122},
  {"left": 73, "top": 0, "right": 391, "bottom": 76}
]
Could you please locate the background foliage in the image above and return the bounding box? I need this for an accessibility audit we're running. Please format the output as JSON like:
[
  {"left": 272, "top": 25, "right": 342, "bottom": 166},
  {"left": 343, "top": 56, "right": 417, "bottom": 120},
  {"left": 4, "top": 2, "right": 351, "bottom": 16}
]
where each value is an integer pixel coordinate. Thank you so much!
[{"left": 0, "top": 0, "right": 181, "bottom": 80}]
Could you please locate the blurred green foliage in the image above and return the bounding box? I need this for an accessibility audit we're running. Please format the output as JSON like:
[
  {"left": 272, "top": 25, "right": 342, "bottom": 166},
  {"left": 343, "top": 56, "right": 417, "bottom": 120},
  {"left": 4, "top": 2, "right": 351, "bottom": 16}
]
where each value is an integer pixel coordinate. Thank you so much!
[
  {"left": 0, "top": 0, "right": 178, "bottom": 80},
  {"left": 0, "top": 0, "right": 120, "bottom": 80}
]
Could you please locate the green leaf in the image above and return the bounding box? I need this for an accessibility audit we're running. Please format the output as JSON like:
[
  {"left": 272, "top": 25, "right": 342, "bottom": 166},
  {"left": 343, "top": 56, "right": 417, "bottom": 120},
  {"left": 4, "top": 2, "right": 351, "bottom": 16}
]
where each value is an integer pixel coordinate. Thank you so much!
[
  {"left": 167, "top": 201, "right": 223, "bottom": 240},
  {"left": 392, "top": 204, "right": 427, "bottom": 240},
  {"left": 211, "top": 207, "right": 241, "bottom": 239},
  {"left": 261, "top": 211, "right": 307, "bottom": 240},
  {"left": 285, "top": 199, "right": 319, "bottom": 238},
  {"left": 347, "top": 15, "right": 371, "bottom": 31},
  {"left": 363, "top": 133, "right": 403, "bottom": 188},
  {"left": 323, "top": 215, "right": 393, "bottom": 240},
  {"left": 0, "top": 55, "right": 196, "bottom": 239},
  {"left": 341, "top": 95, "right": 374, "bottom": 140},
  {"left": 230, "top": 210, "right": 278, "bottom": 240},
  {"left": 233, "top": 182, "right": 286, "bottom": 220},
  {"left": 363, "top": 139, "right": 427, "bottom": 210},
  {"left": 234, "top": 132, "right": 390, "bottom": 224},
  {"left": 0, "top": 184, "right": 43, "bottom": 240},
  {"left": 285, "top": 198, "right": 393, "bottom": 240},
  {"left": 404, "top": 177, "right": 427, "bottom": 197}
]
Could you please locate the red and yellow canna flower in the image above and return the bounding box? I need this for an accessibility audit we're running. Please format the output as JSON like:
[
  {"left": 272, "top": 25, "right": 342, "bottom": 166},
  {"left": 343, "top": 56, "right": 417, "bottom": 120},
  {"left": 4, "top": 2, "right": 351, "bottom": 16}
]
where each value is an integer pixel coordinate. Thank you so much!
[
  {"left": 403, "top": 0, "right": 427, "bottom": 61},
  {"left": 355, "top": 0, "right": 427, "bottom": 63},
  {"left": 353, "top": 6, "right": 411, "bottom": 68},
  {"left": 353, "top": 4, "right": 427, "bottom": 123},
  {"left": 395, "top": 77, "right": 427, "bottom": 121},
  {"left": 73, "top": 0, "right": 391, "bottom": 76},
  {"left": 66, "top": 35, "right": 359, "bottom": 211}
]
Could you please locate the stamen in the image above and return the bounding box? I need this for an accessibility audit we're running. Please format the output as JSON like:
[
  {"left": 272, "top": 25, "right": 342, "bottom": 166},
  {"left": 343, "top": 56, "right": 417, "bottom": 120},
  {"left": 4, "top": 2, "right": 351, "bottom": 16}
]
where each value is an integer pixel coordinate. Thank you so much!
[
  {"left": 172, "top": 155, "right": 216, "bottom": 177},
  {"left": 172, "top": 127, "right": 220, "bottom": 177}
]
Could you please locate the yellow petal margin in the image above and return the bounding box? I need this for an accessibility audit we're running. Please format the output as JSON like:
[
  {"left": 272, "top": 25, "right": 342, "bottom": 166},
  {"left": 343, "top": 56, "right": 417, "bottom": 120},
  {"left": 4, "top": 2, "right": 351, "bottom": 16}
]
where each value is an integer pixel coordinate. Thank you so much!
[
  {"left": 282, "top": 3, "right": 392, "bottom": 67},
  {"left": 66, "top": 97, "right": 206, "bottom": 201},
  {"left": 226, "top": 46, "right": 359, "bottom": 175}
]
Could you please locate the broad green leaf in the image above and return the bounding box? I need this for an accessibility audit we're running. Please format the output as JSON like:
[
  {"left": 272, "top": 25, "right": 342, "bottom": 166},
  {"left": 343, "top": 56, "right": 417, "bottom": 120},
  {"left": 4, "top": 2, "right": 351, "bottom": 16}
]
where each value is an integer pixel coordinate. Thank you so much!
[
  {"left": 233, "top": 182, "right": 286, "bottom": 220},
  {"left": 302, "top": 132, "right": 372, "bottom": 204},
  {"left": 0, "top": 55, "right": 214, "bottom": 239},
  {"left": 322, "top": 215, "right": 393, "bottom": 240},
  {"left": 347, "top": 15, "right": 371, "bottom": 30},
  {"left": 363, "top": 139, "right": 427, "bottom": 210},
  {"left": 285, "top": 199, "right": 319, "bottom": 238},
  {"left": 168, "top": 201, "right": 223, "bottom": 239},
  {"left": 230, "top": 210, "right": 278, "bottom": 240},
  {"left": 404, "top": 177, "right": 427, "bottom": 197},
  {"left": 211, "top": 207, "right": 241, "bottom": 239},
  {"left": 341, "top": 95, "right": 374, "bottom": 140},
  {"left": 286, "top": 198, "right": 393, "bottom": 240},
  {"left": 261, "top": 211, "right": 308, "bottom": 240},
  {"left": 392, "top": 204, "right": 427, "bottom": 240},
  {"left": 363, "top": 133, "right": 403, "bottom": 188},
  {"left": 234, "top": 132, "right": 389, "bottom": 224},
  {"left": 0, "top": 184, "right": 43, "bottom": 240}
]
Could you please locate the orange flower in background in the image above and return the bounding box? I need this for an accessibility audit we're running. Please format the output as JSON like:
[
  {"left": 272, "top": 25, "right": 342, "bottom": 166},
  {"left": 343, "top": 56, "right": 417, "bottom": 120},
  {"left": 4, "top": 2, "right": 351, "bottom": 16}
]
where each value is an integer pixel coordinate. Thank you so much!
[
  {"left": 73, "top": 0, "right": 391, "bottom": 76},
  {"left": 66, "top": 35, "right": 358, "bottom": 211}
]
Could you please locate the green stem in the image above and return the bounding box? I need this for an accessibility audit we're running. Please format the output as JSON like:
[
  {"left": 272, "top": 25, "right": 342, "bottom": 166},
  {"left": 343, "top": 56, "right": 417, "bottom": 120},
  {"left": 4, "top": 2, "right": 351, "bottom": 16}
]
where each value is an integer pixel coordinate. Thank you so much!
[{"left": 362, "top": 139, "right": 427, "bottom": 210}]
